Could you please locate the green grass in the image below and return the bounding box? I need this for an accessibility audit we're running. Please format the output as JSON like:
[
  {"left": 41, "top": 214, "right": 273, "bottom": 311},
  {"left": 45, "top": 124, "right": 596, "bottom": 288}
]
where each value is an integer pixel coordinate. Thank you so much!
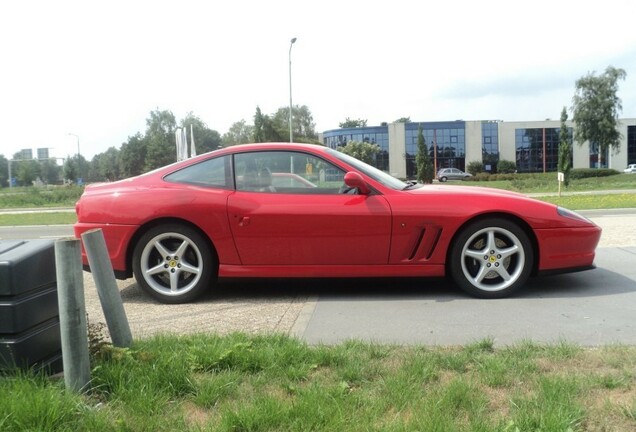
[
  {"left": 0, "top": 185, "right": 83, "bottom": 208},
  {"left": 2, "top": 334, "right": 636, "bottom": 431},
  {"left": 464, "top": 172, "right": 636, "bottom": 194},
  {"left": 534, "top": 193, "right": 636, "bottom": 210},
  {"left": 0, "top": 212, "right": 76, "bottom": 226}
]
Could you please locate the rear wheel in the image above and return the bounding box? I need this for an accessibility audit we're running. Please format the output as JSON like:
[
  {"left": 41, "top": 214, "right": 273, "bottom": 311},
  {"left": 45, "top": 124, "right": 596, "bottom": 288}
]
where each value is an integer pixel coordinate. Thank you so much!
[
  {"left": 132, "top": 223, "right": 216, "bottom": 304},
  {"left": 439, "top": 176, "right": 448, "bottom": 182},
  {"left": 449, "top": 218, "right": 533, "bottom": 298}
]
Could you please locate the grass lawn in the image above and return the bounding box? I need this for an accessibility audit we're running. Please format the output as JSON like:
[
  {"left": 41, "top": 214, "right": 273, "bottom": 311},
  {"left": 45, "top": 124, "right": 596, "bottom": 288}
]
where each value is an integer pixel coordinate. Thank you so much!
[
  {"left": 463, "top": 172, "right": 636, "bottom": 194},
  {"left": 2, "top": 333, "right": 635, "bottom": 431},
  {"left": 0, "top": 212, "right": 76, "bottom": 226},
  {"left": 534, "top": 193, "right": 636, "bottom": 210}
]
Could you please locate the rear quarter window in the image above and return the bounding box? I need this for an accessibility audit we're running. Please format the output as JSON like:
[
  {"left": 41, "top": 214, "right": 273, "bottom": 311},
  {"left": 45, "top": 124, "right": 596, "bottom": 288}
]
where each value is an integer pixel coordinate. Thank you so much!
[{"left": 164, "top": 156, "right": 232, "bottom": 189}]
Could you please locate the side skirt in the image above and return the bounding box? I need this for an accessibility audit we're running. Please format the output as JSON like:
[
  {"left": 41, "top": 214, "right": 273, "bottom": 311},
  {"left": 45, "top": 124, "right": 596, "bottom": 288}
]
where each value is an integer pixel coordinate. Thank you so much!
[{"left": 218, "top": 264, "right": 446, "bottom": 278}]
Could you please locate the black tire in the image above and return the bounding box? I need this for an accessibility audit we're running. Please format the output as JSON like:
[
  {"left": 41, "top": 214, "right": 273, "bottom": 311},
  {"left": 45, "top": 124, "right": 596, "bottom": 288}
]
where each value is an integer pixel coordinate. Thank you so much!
[
  {"left": 132, "top": 223, "right": 216, "bottom": 304},
  {"left": 439, "top": 176, "right": 448, "bottom": 182},
  {"left": 449, "top": 218, "right": 533, "bottom": 299}
]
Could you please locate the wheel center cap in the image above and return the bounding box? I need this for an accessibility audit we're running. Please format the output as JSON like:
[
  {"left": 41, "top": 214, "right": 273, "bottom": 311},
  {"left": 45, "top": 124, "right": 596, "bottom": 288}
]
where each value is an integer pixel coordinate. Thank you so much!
[
  {"left": 489, "top": 255, "right": 497, "bottom": 263},
  {"left": 169, "top": 260, "right": 177, "bottom": 267}
]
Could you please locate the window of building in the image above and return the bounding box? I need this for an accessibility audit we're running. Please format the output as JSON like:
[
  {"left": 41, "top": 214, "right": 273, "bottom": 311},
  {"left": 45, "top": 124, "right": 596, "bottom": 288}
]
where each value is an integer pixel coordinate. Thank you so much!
[
  {"left": 482, "top": 121, "right": 499, "bottom": 171},
  {"left": 589, "top": 142, "right": 609, "bottom": 169},
  {"left": 405, "top": 122, "right": 466, "bottom": 178},
  {"left": 322, "top": 126, "right": 390, "bottom": 172},
  {"left": 627, "top": 126, "right": 636, "bottom": 165},
  {"left": 515, "top": 127, "right": 570, "bottom": 173}
]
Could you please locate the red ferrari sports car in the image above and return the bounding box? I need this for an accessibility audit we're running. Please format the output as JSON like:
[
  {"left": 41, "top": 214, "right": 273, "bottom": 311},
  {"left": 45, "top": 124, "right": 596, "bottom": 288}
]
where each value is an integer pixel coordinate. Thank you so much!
[{"left": 74, "top": 143, "right": 601, "bottom": 303}]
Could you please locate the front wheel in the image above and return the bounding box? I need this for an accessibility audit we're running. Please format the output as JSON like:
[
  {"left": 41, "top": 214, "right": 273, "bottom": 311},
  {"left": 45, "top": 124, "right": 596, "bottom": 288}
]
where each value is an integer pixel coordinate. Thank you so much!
[
  {"left": 132, "top": 224, "right": 216, "bottom": 304},
  {"left": 449, "top": 218, "right": 533, "bottom": 298}
]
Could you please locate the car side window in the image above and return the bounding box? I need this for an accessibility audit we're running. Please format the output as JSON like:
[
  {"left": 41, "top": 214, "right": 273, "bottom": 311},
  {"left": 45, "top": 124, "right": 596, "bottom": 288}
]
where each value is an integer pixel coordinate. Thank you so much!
[
  {"left": 164, "top": 156, "right": 232, "bottom": 189},
  {"left": 234, "top": 151, "right": 346, "bottom": 194}
]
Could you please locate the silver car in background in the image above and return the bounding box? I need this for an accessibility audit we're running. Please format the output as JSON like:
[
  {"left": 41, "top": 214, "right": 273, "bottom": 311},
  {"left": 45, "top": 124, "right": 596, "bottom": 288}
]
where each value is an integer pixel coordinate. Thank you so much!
[{"left": 437, "top": 168, "right": 472, "bottom": 182}]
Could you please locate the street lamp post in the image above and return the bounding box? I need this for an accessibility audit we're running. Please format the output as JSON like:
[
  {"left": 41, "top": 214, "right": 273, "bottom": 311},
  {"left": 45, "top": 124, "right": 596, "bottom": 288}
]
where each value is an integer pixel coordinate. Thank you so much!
[{"left": 289, "top": 37, "right": 297, "bottom": 143}]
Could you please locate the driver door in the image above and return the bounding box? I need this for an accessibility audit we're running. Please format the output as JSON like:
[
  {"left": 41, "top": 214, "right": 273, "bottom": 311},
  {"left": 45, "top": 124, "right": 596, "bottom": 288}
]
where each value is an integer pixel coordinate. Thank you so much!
[{"left": 227, "top": 150, "right": 392, "bottom": 265}]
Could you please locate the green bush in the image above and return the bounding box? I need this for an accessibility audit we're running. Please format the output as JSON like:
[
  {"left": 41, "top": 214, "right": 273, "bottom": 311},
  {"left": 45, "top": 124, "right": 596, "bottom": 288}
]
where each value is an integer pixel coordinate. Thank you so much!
[
  {"left": 466, "top": 172, "right": 491, "bottom": 182},
  {"left": 569, "top": 168, "right": 620, "bottom": 179},
  {"left": 466, "top": 161, "right": 484, "bottom": 176},
  {"left": 490, "top": 174, "right": 516, "bottom": 181},
  {"left": 496, "top": 160, "right": 517, "bottom": 174}
]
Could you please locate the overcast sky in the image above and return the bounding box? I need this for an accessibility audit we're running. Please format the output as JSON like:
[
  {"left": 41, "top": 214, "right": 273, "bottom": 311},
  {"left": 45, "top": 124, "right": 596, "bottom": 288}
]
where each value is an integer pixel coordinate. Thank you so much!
[{"left": 2, "top": 0, "right": 636, "bottom": 161}]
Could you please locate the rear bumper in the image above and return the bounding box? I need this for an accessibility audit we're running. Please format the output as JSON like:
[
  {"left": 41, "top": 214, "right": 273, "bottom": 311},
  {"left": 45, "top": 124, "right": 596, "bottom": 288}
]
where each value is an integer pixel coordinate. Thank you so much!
[{"left": 74, "top": 222, "right": 138, "bottom": 275}]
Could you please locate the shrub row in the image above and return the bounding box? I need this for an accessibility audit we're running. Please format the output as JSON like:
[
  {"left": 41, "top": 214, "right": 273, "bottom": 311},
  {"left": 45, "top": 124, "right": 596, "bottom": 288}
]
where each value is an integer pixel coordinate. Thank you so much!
[
  {"left": 568, "top": 168, "right": 620, "bottom": 179},
  {"left": 465, "top": 168, "right": 620, "bottom": 183},
  {"left": 465, "top": 173, "right": 517, "bottom": 182}
]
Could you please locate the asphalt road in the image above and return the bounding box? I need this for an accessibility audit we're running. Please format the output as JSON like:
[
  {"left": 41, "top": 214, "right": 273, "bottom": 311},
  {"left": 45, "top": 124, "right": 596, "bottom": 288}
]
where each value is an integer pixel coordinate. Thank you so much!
[
  {"left": 0, "top": 224, "right": 73, "bottom": 240},
  {"left": 291, "top": 246, "right": 636, "bottom": 346},
  {"left": 1, "top": 210, "right": 635, "bottom": 346}
]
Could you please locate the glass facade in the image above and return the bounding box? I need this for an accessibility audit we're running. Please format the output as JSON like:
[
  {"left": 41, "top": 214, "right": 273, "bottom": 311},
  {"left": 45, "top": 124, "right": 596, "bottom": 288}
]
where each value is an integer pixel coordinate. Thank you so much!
[
  {"left": 589, "top": 142, "right": 609, "bottom": 168},
  {"left": 515, "top": 128, "right": 567, "bottom": 173},
  {"left": 627, "top": 126, "right": 636, "bottom": 165},
  {"left": 481, "top": 121, "right": 499, "bottom": 171},
  {"left": 405, "top": 121, "right": 465, "bottom": 178},
  {"left": 321, "top": 119, "right": 633, "bottom": 175},
  {"left": 323, "top": 126, "right": 389, "bottom": 172}
]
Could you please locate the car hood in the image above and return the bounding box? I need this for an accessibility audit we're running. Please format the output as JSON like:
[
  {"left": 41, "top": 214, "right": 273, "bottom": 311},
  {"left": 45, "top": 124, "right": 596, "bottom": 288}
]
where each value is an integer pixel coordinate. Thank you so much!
[{"left": 407, "top": 184, "right": 528, "bottom": 198}]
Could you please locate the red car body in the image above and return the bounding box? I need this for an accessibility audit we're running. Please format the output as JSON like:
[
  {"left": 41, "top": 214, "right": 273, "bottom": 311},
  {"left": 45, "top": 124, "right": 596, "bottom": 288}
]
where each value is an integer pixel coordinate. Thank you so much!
[{"left": 74, "top": 143, "right": 601, "bottom": 303}]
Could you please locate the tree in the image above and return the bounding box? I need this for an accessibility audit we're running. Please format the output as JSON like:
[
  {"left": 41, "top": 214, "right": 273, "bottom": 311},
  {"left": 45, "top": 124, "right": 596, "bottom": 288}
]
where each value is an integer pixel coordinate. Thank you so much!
[
  {"left": 337, "top": 141, "right": 379, "bottom": 165},
  {"left": 339, "top": 118, "right": 367, "bottom": 128},
  {"left": 272, "top": 105, "right": 318, "bottom": 143},
  {"left": 39, "top": 159, "right": 61, "bottom": 184},
  {"left": 63, "top": 156, "right": 79, "bottom": 183},
  {"left": 119, "top": 133, "right": 147, "bottom": 178},
  {"left": 0, "top": 155, "right": 8, "bottom": 187},
  {"left": 222, "top": 120, "right": 254, "bottom": 146},
  {"left": 394, "top": 117, "right": 411, "bottom": 123},
  {"left": 16, "top": 160, "right": 41, "bottom": 186},
  {"left": 415, "top": 125, "right": 434, "bottom": 183},
  {"left": 571, "top": 66, "right": 626, "bottom": 168},
  {"left": 180, "top": 112, "right": 221, "bottom": 154},
  {"left": 253, "top": 106, "right": 283, "bottom": 143},
  {"left": 558, "top": 107, "right": 572, "bottom": 187},
  {"left": 144, "top": 109, "right": 177, "bottom": 170},
  {"left": 97, "top": 147, "right": 121, "bottom": 181}
]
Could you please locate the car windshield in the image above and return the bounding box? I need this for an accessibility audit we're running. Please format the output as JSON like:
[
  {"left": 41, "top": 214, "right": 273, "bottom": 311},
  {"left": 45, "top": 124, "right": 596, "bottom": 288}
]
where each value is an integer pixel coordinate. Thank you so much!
[{"left": 327, "top": 148, "right": 408, "bottom": 190}]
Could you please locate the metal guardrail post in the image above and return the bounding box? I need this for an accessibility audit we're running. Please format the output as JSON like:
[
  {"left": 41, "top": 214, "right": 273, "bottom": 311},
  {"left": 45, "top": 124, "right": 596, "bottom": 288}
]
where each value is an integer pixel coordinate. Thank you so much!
[
  {"left": 81, "top": 229, "right": 132, "bottom": 347},
  {"left": 55, "top": 238, "right": 90, "bottom": 393}
]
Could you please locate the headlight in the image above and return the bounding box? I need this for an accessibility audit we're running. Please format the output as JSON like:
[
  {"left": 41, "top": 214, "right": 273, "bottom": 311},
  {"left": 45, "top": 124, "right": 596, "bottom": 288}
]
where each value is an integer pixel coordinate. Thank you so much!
[{"left": 557, "top": 206, "right": 592, "bottom": 223}]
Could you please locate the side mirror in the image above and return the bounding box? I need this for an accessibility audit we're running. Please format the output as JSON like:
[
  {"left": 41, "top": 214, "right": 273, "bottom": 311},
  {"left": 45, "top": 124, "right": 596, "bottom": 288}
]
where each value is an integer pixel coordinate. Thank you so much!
[{"left": 344, "top": 171, "right": 370, "bottom": 195}]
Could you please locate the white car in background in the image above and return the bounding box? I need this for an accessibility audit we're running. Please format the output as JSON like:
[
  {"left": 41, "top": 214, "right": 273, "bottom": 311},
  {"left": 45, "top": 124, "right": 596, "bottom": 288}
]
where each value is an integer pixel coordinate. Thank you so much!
[{"left": 624, "top": 164, "right": 636, "bottom": 174}]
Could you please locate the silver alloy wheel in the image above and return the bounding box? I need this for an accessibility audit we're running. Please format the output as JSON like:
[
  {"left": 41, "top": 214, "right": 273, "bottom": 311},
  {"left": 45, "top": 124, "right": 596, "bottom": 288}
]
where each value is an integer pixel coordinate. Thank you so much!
[
  {"left": 459, "top": 226, "right": 525, "bottom": 292},
  {"left": 139, "top": 231, "right": 203, "bottom": 297}
]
